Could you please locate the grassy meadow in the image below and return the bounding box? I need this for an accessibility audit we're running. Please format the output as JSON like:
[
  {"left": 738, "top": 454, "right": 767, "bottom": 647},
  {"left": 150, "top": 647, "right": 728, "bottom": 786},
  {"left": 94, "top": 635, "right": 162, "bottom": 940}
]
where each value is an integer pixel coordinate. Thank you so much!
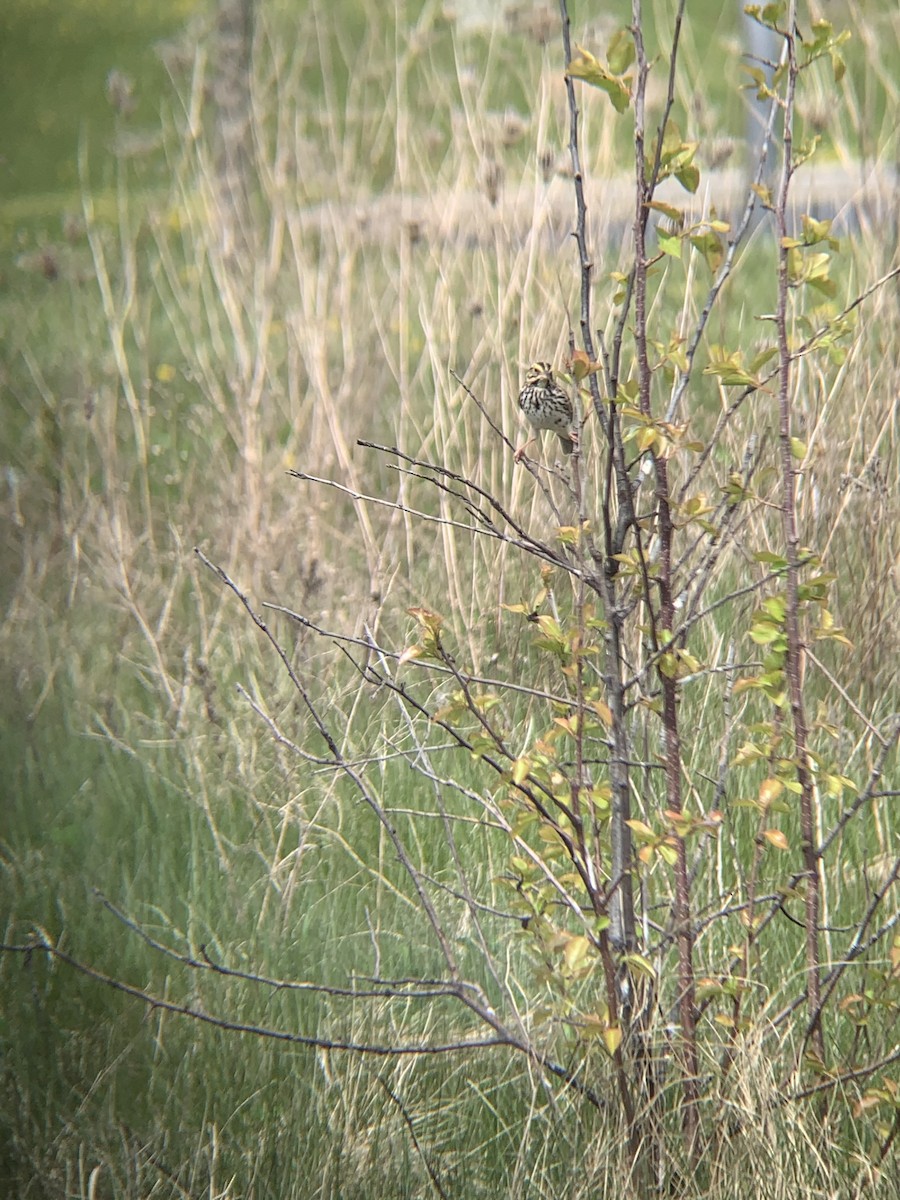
[{"left": 1, "top": 0, "right": 899, "bottom": 1196}]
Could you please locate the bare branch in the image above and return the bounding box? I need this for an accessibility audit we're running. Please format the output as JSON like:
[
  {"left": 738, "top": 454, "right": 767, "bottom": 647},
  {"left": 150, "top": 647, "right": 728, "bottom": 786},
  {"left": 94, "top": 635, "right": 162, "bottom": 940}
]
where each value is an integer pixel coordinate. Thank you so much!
[{"left": 6, "top": 936, "right": 508, "bottom": 1057}]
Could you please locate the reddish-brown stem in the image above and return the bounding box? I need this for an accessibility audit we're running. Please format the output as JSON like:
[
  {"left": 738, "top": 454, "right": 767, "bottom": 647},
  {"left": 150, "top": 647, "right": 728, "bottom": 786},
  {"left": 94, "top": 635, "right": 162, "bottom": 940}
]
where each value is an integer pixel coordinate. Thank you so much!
[
  {"left": 631, "top": 0, "right": 699, "bottom": 1157},
  {"left": 558, "top": 0, "right": 636, "bottom": 960},
  {"left": 773, "top": 4, "right": 823, "bottom": 1062}
]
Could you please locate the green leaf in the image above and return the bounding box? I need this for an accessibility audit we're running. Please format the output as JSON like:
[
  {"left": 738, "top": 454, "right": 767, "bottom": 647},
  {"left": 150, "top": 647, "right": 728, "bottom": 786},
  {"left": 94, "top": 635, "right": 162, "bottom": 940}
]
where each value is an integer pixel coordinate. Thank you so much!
[
  {"left": 625, "top": 819, "right": 655, "bottom": 841},
  {"left": 567, "top": 45, "right": 631, "bottom": 113},
  {"left": 792, "top": 135, "right": 821, "bottom": 169},
  {"left": 659, "top": 651, "right": 678, "bottom": 678},
  {"left": 754, "top": 551, "right": 789, "bottom": 568},
  {"left": 607, "top": 28, "right": 635, "bottom": 74},
  {"left": 676, "top": 649, "right": 702, "bottom": 674},
  {"left": 657, "top": 843, "right": 679, "bottom": 867},
  {"left": 646, "top": 122, "right": 700, "bottom": 193},
  {"left": 744, "top": 2, "right": 788, "bottom": 28},
  {"left": 535, "top": 615, "right": 564, "bottom": 641},
  {"left": 603, "top": 1025, "right": 623, "bottom": 1055},
  {"left": 622, "top": 952, "right": 656, "bottom": 978},
  {"left": 657, "top": 229, "right": 684, "bottom": 259},
  {"left": 563, "top": 935, "right": 591, "bottom": 970},
  {"left": 691, "top": 226, "right": 724, "bottom": 270},
  {"left": 676, "top": 162, "right": 700, "bottom": 194},
  {"left": 512, "top": 757, "right": 531, "bottom": 785},
  {"left": 749, "top": 346, "right": 778, "bottom": 373},
  {"left": 749, "top": 624, "right": 782, "bottom": 645},
  {"left": 808, "top": 18, "right": 834, "bottom": 50},
  {"left": 802, "top": 214, "right": 833, "bottom": 244},
  {"left": 647, "top": 199, "right": 684, "bottom": 222},
  {"left": 408, "top": 605, "right": 444, "bottom": 636},
  {"left": 807, "top": 274, "right": 837, "bottom": 298},
  {"left": 742, "top": 64, "right": 767, "bottom": 88},
  {"left": 761, "top": 596, "right": 786, "bottom": 622},
  {"left": 751, "top": 180, "right": 774, "bottom": 207},
  {"left": 703, "top": 350, "right": 755, "bottom": 386},
  {"left": 616, "top": 378, "right": 639, "bottom": 403}
]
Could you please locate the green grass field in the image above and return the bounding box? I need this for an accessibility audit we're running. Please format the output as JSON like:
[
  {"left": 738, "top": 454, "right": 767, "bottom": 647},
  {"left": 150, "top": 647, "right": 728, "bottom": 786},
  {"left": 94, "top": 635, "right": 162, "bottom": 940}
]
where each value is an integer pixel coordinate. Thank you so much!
[{"left": 1, "top": 1, "right": 898, "bottom": 1197}]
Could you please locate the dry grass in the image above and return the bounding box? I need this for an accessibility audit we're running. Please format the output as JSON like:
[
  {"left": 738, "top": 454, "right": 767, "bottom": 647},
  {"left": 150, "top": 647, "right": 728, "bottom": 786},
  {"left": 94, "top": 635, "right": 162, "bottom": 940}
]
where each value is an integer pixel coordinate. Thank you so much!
[{"left": 1, "top": 2, "right": 898, "bottom": 1197}]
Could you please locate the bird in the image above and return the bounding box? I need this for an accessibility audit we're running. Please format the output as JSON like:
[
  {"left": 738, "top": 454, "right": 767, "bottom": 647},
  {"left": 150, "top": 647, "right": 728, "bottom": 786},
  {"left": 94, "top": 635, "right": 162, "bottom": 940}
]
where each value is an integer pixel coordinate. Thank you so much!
[{"left": 516, "top": 361, "right": 575, "bottom": 460}]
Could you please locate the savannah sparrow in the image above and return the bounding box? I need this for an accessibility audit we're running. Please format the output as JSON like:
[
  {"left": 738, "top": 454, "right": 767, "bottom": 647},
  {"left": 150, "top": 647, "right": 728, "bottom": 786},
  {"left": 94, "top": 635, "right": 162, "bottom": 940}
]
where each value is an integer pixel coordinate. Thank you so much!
[{"left": 516, "top": 361, "right": 575, "bottom": 460}]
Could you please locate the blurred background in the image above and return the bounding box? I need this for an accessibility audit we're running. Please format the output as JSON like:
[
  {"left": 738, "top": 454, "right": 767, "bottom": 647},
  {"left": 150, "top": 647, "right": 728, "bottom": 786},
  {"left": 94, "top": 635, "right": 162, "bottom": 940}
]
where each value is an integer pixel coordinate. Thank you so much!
[{"left": 1, "top": 2, "right": 897, "bottom": 1196}]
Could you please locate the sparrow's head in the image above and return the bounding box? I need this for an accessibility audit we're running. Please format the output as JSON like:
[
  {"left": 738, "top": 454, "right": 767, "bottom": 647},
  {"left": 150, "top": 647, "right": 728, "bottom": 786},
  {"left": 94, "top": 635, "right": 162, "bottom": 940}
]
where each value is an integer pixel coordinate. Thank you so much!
[{"left": 525, "top": 361, "right": 554, "bottom": 386}]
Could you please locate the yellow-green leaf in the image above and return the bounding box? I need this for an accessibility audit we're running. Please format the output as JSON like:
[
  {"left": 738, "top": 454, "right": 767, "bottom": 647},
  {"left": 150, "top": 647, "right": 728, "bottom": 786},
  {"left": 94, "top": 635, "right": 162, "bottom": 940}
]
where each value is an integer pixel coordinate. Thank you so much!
[
  {"left": 603, "top": 1024, "right": 623, "bottom": 1055},
  {"left": 626, "top": 819, "right": 655, "bottom": 841},
  {"left": 676, "top": 162, "right": 700, "bottom": 194},
  {"left": 536, "top": 615, "right": 564, "bottom": 640},
  {"left": 564, "top": 935, "right": 591, "bottom": 970},
  {"left": 658, "top": 843, "right": 678, "bottom": 866},
  {"left": 658, "top": 229, "right": 684, "bottom": 259},
  {"left": 759, "top": 777, "right": 784, "bottom": 807},
  {"left": 567, "top": 45, "right": 631, "bottom": 113},
  {"left": 646, "top": 199, "right": 684, "bottom": 222},
  {"left": 512, "top": 758, "right": 531, "bottom": 786},
  {"left": 763, "top": 828, "right": 789, "bottom": 851},
  {"left": 751, "top": 182, "right": 773, "bottom": 208},
  {"left": 622, "top": 952, "right": 656, "bottom": 978},
  {"left": 606, "top": 28, "right": 635, "bottom": 74},
  {"left": 690, "top": 230, "right": 723, "bottom": 272}
]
